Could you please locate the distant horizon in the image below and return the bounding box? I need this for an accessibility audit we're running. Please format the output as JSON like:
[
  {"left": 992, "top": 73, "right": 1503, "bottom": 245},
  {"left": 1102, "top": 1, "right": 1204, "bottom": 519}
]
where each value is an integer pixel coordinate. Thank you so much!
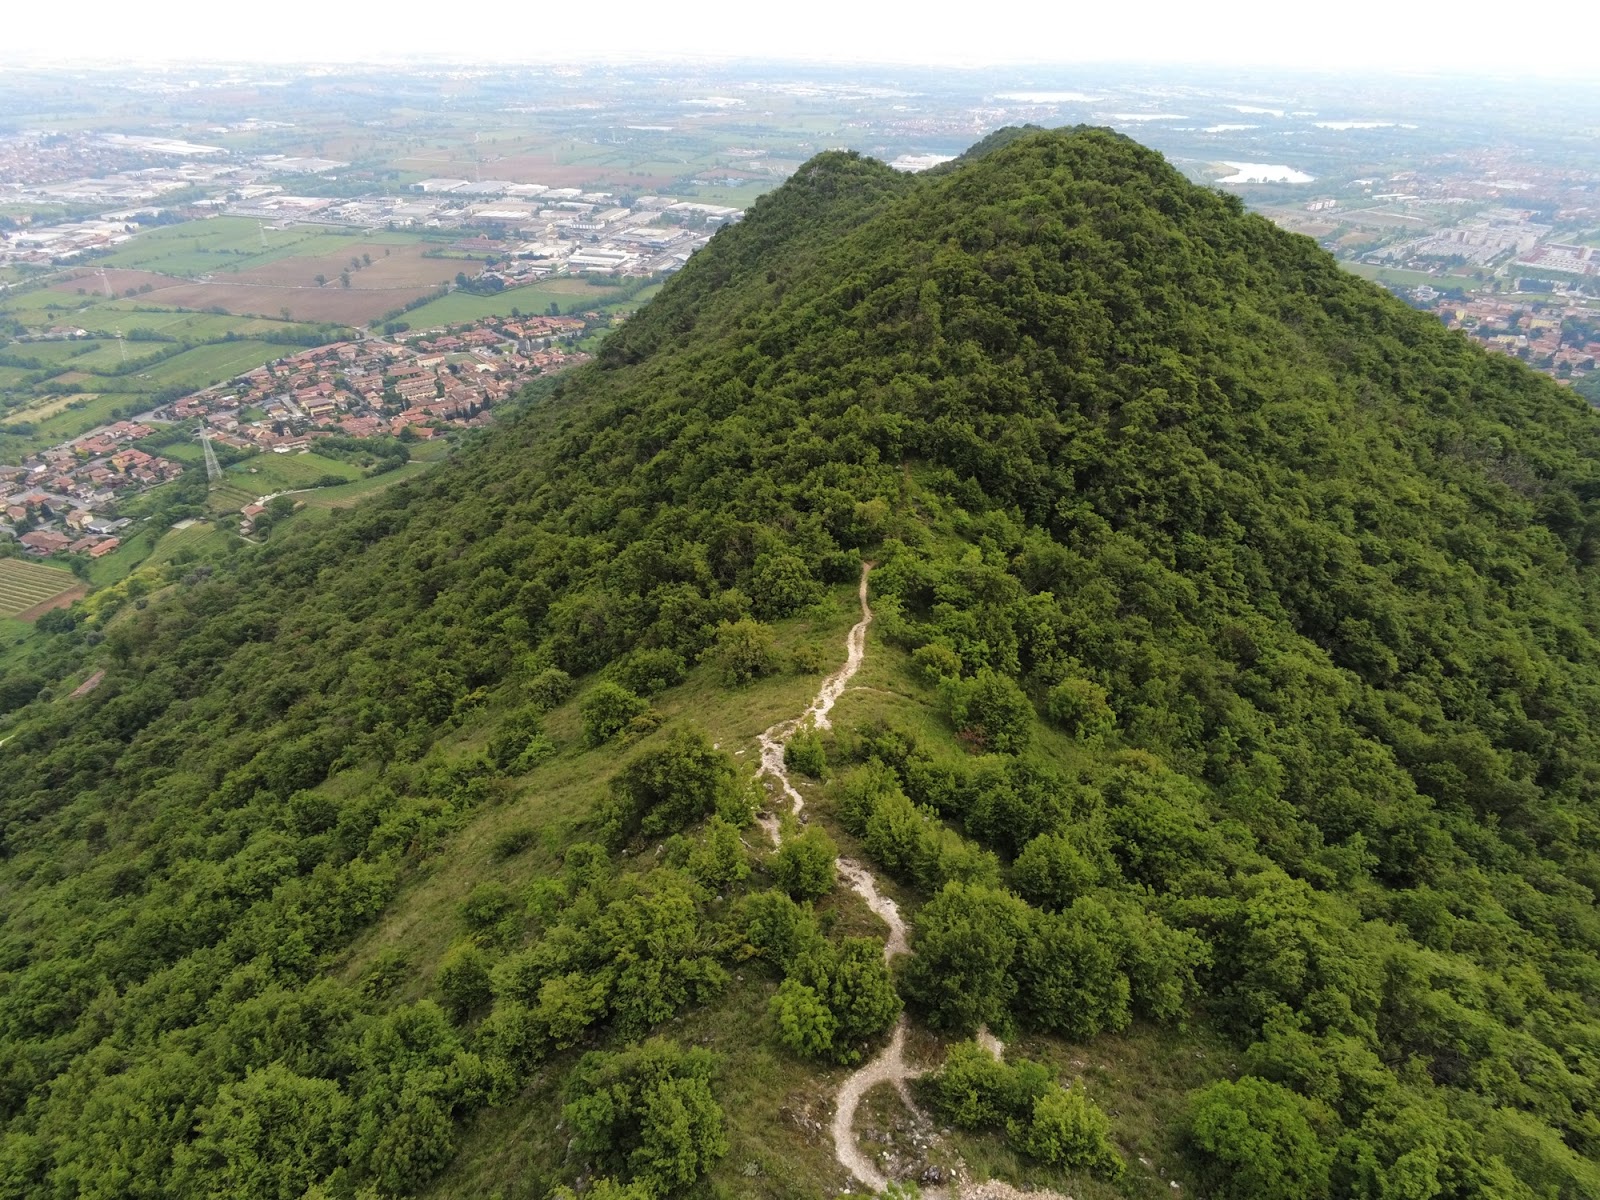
[
  {"left": 7, "top": 0, "right": 1600, "bottom": 83},
  {"left": 8, "top": 53, "right": 1600, "bottom": 88}
]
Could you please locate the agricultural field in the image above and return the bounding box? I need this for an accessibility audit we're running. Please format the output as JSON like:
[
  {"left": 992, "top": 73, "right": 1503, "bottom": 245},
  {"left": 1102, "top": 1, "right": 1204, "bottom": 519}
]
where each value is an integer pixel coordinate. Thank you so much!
[
  {"left": 43, "top": 266, "right": 442, "bottom": 326},
  {"left": 2, "top": 392, "right": 99, "bottom": 426},
  {"left": 226, "top": 450, "right": 363, "bottom": 493},
  {"left": 32, "top": 220, "right": 469, "bottom": 325},
  {"left": 2, "top": 340, "right": 107, "bottom": 369},
  {"left": 104, "top": 279, "right": 444, "bottom": 325},
  {"left": 0, "top": 339, "right": 295, "bottom": 420},
  {"left": 144, "top": 521, "right": 234, "bottom": 567},
  {"left": 400, "top": 278, "right": 614, "bottom": 327},
  {"left": 673, "top": 180, "right": 778, "bottom": 208},
  {"left": 231, "top": 243, "right": 466, "bottom": 291},
  {"left": 206, "top": 482, "right": 259, "bottom": 515},
  {"left": 0, "top": 558, "right": 84, "bottom": 620},
  {"left": 201, "top": 451, "right": 368, "bottom": 516},
  {"left": 47, "top": 269, "right": 176, "bottom": 299},
  {"left": 1346, "top": 262, "right": 1458, "bottom": 290},
  {"left": 149, "top": 440, "right": 206, "bottom": 464},
  {"left": 84, "top": 527, "right": 162, "bottom": 587},
  {"left": 0, "top": 340, "right": 296, "bottom": 458},
  {"left": 0, "top": 393, "right": 141, "bottom": 457},
  {"left": 289, "top": 460, "right": 438, "bottom": 518},
  {"left": 98, "top": 218, "right": 416, "bottom": 277},
  {"left": 601, "top": 282, "right": 664, "bottom": 313},
  {"left": 62, "top": 307, "right": 325, "bottom": 342},
  {"left": 127, "top": 340, "right": 288, "bottom": 392}
]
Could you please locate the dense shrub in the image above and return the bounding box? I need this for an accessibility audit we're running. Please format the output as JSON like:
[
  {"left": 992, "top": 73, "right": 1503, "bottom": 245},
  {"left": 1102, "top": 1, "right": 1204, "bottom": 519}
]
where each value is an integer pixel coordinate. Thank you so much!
[
  {"left": 581, "top": 682, "right": 650, "bottom": 746},
  {"left": 435, "top": 942, "right": 492, "bottom": 1021},
  {"left": 783, "top": 726, "right": 827, "bottom": 778},
  {"left": 564, "top": 1039, "right": 728, "bottom": 1196},
  {"left": 703, "top": 618, "right": 780, "bottom": 686},
  {"left": 942, "top": 668, "right": 1033, "bottom": 753},
  {"left": 603, "top": 648, "right": 687, "bottom": 696},
  {"left": 1044, "top": 677, "right": 1115, "bottom": 743},
  {"left": 928, "top": 1043, "right": 1123, "bottom": 1177},
  {"left": 1185, "top": 1078, "right": 1331, "bottom": 1200},
  {"left": 771, "top": 825, "right": 837, "bottom": 900},
  {"left": 525, "top": 666, "right": 575, "bottom": 711},
  {"left": 599, "top": 727, "right": 747, "bottom": 846}
]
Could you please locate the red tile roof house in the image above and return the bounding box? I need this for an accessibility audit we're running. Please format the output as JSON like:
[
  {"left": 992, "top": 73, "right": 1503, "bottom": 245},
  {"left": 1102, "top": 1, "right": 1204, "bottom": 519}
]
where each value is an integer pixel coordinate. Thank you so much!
[{"left": 20, "top": 531, "right": 72, "bottom": 554}]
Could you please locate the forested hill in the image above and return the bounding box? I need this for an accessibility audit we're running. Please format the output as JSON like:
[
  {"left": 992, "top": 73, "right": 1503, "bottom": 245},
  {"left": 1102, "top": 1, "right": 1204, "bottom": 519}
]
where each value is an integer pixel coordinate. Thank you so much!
[{"left": 3, "top": 127, "right": 1600, "bottom": 1200}]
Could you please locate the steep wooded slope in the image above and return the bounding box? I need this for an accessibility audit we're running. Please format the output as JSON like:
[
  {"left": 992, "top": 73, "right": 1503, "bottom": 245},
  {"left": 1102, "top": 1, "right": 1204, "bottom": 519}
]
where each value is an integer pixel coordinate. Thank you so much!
[{"left": 2, "top": 129, "right": 1599, "bottom": 1200}]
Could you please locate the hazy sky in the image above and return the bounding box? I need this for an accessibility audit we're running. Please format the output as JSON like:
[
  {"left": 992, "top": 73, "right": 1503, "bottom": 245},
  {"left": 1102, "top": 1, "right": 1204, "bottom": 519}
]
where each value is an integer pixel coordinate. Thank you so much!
[{"left": 7, "top": 0, "right": 1598, "bottom": 79}]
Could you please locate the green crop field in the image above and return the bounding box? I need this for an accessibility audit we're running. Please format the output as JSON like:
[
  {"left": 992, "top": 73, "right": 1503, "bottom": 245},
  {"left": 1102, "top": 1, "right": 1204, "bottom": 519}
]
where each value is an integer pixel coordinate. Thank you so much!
[
  {"left": 84, "top": 527, "right": 162, "bottom": 587},
  {"left": 126, "top": 340, "right": 286, "bottom": 392},
  {"left": 207, "top": 482, "right": 263, "bottom": 514},
  {"left": 0, "top": 290, "right": 91, "bottom": 314},
  {"left": 8, "top": 339, "right": 171, "bottom": 373},
  {"left": 225, "top": 450, "right": 363, "bottom": 494},
  {"left": 0, "top": 558, "right": 81, "bottom": 618},
  {"left": 1, "top": 284, "right": 339, "bottom": 344},
  {"left": 100, "top": 218, "right": 422, "bottom": 278},
  {"left": 601, "top": 282, "right": 664, "bottom": 314},
  {"left": 400, "top": 279, "right": 613, "bottom": 327},
  {"left": 145, "top": 521, "right": 232, "bottom": 567},
  {"left": 4, "top": 393, "right": 140, "bottom": 454},
  {"left": 407, "top": 438, "right": 452, "bottom": 462},
  {"left": 1345, "top": 262, "right": 1451, "bottom": 290},
  {"left": 292, "top": 460, "right": 437, "bottom": 513},
  {"left": 151, "top": 441, "right": 205, "bottom": 464},
  {"left": 6, "top": 339, "right": 123, "bottom": 367},
  {"left": 674, "top": 181, "right": 777, "bottom": 207},
  {"left": 66, "top": 307, "right": 326, "bottom": 342}
]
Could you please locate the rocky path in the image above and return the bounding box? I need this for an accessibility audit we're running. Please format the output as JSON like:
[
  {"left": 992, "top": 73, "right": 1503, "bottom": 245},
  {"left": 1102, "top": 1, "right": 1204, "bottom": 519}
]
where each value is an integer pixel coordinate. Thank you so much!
[
  {"left": 828, "top": 1017, "right": 924, "bottom": 1193},
  {"left": 755, "top": 564, "right": 1067, "bottom": 1200},
  {"left": 755, "top": 563, "right": 876, "bottom": 843}
]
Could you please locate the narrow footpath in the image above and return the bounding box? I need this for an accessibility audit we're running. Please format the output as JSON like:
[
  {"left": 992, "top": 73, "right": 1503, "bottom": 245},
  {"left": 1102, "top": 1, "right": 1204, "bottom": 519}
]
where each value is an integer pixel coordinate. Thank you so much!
[{"left": 755, "top": 564, "right": 1066, "bottom": 1199}]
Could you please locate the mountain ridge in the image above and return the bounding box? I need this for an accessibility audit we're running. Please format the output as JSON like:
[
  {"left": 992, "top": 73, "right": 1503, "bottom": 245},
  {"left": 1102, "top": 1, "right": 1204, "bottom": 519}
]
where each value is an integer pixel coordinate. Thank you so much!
[{"left": 1, "top": 127, "right": 1598, "bottom": 1200}]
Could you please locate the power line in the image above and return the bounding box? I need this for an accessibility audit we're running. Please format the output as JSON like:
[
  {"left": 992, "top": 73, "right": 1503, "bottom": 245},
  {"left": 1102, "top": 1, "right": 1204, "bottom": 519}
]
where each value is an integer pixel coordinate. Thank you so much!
[{"left": 199, "top": 428, "right": 222, "bottom": 484}]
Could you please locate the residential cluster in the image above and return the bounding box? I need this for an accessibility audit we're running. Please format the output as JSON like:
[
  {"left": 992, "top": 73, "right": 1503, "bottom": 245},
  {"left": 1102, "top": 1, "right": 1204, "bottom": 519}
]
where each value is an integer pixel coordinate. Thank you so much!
[
  {"left": 1429, "top": 295, "right": 1600, "bottom": 379},
  {"left": 0, "top": 311, "right": 589, "bottom": 560},
  {"left": 166, "top": 312, "right": 590, "bottom": 451},
  {"left": 0, "top": 419, "right": 182, "bottom": 558},
  {"left": 1262, "top": 154, "right": 1600, "bottom": 393}
]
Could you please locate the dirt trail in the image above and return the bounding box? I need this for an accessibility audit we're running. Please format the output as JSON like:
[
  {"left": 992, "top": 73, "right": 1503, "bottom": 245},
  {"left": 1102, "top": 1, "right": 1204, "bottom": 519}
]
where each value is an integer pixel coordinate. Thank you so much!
[
  {"left": 835, "top": 857, "right": 909, "bottom": 959},
  {"left": 756, "top": 562, "right": 876, "bottom": 844},
  {"left": 753, "top": 563, "right": 925, "bottom": 1191},
  {"left": 829, "top": 1017, "right": 925, "bottom": 1194},
  {"left": 753, "top": 564, "right": 1067, "bottom": 1200}
]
